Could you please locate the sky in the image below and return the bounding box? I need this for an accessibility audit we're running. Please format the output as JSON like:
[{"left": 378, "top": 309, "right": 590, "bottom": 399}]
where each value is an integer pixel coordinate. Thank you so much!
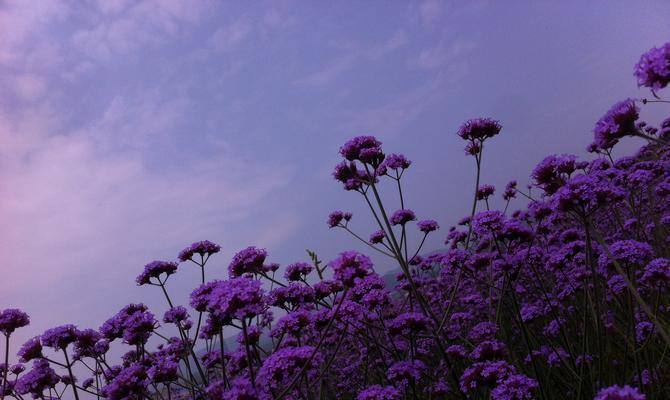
[{"left": 1, "top": 0, "right": 670, "bottom": 358}]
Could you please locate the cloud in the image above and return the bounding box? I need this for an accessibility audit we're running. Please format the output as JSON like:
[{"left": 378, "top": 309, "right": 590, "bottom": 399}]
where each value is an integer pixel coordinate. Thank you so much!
[
  {"left": 415, "top": 39, "right": 476, "bottom": 69},
  {"left": 418, "top": 0, "right": 446, "bottom": 28},
  {"left": 0, "top": 0, "right": 69, "bottom": 67},
  {"left": 0, "top": 91, "right": 292, "bottom": 304},
  {"left": 72, "top": 0, "right": 211, "bottom": 62},
  {"left": 6, "top": 73, "right": 47, "bottom": 101},
  {"left": 209, "top": 18, "right": 253, "bottom": 52},
  {"left": 368, "top": 30, "right": 409, "bottom": 59},
  {"left": 293, "top": 54, "right": 356, "bottom": 87}
]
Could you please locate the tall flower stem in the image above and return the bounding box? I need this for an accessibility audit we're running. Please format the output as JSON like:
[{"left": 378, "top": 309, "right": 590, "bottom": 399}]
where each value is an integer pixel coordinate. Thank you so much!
[
  {"left": 63, "top": 349, "right": 80, "bottom": 400},
  {"left": 1, "top": 335, "right": 8, "bottom": 400}
]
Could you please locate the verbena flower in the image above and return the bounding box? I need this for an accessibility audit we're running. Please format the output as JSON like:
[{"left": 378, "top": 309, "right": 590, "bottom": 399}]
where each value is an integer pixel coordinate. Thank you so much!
[
  {"left": 328, "top": 210, "right": 352, "bottom": 228},
  {"left": 228, "top": 246, "right": 268, "bottom": 277},
  {"left": 357, "top": 385, "right": 401, "bottom": 400},
  {"left": 41, "top": 325, "right": 78, "bottom": 350},
  {"left": 634, "top": 41, "right": 670, "bottom": 92},
  {"left": 284, "top": 262, "right": 314, "bottom": 281},
  {"left": 458, "top": 118, "right": 502, "bottom": 142},
  {"left": 190, "top": 277, "right": 265, "bottom": 322},
  {"left": 17, "top": 337, "right": 43, "bottom": 363},
  {"left": 136, "top": 260, "right": 178, "bottom": 285},
  {"left": 390, "top": 209, "right": 416, "bottom": 226},
  {"left": 594, "top": 385, "right": 645, "bottom": 400},
  {"left": 592, "top": 99, "right": 639, "bottom": 150},
  {"left": 328, "top": 250, "right": 374, "bottom": 287},
  {"left": 257, "top": 346, "right": 322, "bottom": 393},
  {"left": 0, "top": 309, "right": 30, "bottom": 336},
  {"left": 417, "top": 219, "right": 439, "bottom": 233},
  {"left": 178, "top": 240, "right": 221, "bottom": 262},
  {"left": 14, "top": 359, "right": 59, "bottom": 397}
]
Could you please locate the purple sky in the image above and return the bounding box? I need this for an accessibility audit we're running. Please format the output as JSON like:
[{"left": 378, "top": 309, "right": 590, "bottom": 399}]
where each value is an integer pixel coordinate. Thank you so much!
[{"left": 2, "top": 0, "right": 670, "bottom": 356}]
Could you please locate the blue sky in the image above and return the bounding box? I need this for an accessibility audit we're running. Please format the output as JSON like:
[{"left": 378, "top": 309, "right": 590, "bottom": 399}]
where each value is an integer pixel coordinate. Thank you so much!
[{"left": 1, "top": 0, "right": 669, "bottom": 354}]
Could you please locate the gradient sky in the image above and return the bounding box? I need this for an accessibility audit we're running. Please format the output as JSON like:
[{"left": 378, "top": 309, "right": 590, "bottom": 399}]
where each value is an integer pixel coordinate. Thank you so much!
[{"left": 2, "top": 0, "right": 670, "bottom": 357}]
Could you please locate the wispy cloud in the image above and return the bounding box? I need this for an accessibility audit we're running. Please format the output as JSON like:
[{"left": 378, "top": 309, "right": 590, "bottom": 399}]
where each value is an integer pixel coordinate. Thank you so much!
[{"left": 293, "top": 54, "right": 356, "bottom": 87}]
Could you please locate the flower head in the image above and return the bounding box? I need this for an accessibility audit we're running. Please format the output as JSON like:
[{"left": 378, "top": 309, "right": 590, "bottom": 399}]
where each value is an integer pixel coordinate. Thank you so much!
[
  {"left": 390, "top": 209, "right": 416, "bottom": 226},
  {"left": 178, "top": 240, "right": 221, "bottom": 262},
  {"left": 340, "top": 136, "right": 384, "bottom": 164},
  {"left": 594, "top": 385, "right": 645, "bottom": 400},
  {"left": 417, "top": 219, "right": 439, "bottom": 233},
  {"left": 0, "top": 309, "right": 30, "bottom": 336},
  {"left": 328, "top": 210, "right": 352, "bottom": 228},
  {"left": 136, "top": 261, "right": 178, "bottom": 286},
  {"left": 228, "top": 246, "right": 267, "bottom": 277},
  {"left": 458, "top": 118, "right": 502, "bottom": 142},
  {"left": 41, "top": 325, "right": 78, "bottom": 350},
  {"left": 592, "top": 99, "right": 639, "bottom": 150},
  {"left": 634, "top": 41, "right": 670, "bottom": 92},
  {"left": 329, "top": 250, "right": 374, "bottom": 287}
]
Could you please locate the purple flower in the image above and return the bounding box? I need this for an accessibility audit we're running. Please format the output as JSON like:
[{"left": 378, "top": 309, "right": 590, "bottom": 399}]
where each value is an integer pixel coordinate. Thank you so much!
[
  {"left": 340, "top": 136, "right": 384, "bottom": 164},
  {"left": 469, "top": 322, "right": 499, "bottom": 343},
  {"left": 640, "top": 258, "right": 670, "bottom": 287},
  {"left": 284, "top": 262, "right": 314, "bottom": 281},
  {"left": 369, "top": 230, "right": 386, "bottom": 244},
  {"left": 41, "top": 324, "right": 78, "bottom": 350},
  {"left": 257, "top": 346, "right": 322, "bottom": 393},
  {"left": 333, "top": 161, "right": 368, "bottom": 191},
  {"left": 190, "top": 277, "right": 265, "bottom": 322},
  {"left": 503, "top": 180, "right": 517, "bottom": 200},
  {"left": 268, "top": 283, "right": 316, "bottom": 309},
  {"left": 328, "top": 250, "right": 374, "bottom": 287},
  {"left": 592, "top": 99, "right": 639, "bottom": 150},
  {"left": 228, "top": 246, "right": 267, "bottom": 277},
  {"left": 417, "top": 219, "right": 439, "bottom": 233},
  {"left": 100, "top": 363, "right": 148, "bottom": 400},
  {"left": 0, "top": 309, "right": 30, "bottom": 336},
  {"left": 387, "top": 312, "right": 431, "bottom": 336},
  {"left": 10, "top": 364, "right": 25, "bottom": 375},
  {"left": 491, "top": 374, "right": 538, "bottom": 400},
  {"left": 634, "top": 41, "right": 670, "bottom": 92},
  {"left": 382, "top": 153, "right": 412, "bottom": 171},
  {"left": 594, "top": 385, "right": 645, "bottom": 400},
  {"left": 14, "top": 359, "right": 59, "bottom": 397},
  {"left": 178, "top": 240, "right": 221, "bottom": 262},
  {"left": 386, "top": 360, "right": 425, "bottom": 388},
  {"left": 147, "top": 356, "right": 179, "bottom": 383},
  {"left": 532, "top": 154, "right": 577, "bottom": 195},
  {"left": 458, "top": 118, "right": 502, "bottom": 141},
  {"left": 163, "top": 306, "right": 191, "bottom": 326},
  {"left": 17, "top": 337, "right": 42, "bottom": 363},
  {"left": 357, "top": 385, "right": 401, "bottom": 400},
  {"left": 100, "top": 304, "right": 156, "bottom": 345},
  {"left": 328, "top": 210, "right": 352, "bottom": 228},
  {"left": 390, "top": 209, "right": 416, "bottom": 226},
  {"left": 136, "top": 260, "right": 178, "bottom": 286},
  {"left": 72, "top": 328, "right": 102, "bottom": 359},
  {"left": 477, "top": 184, "right": 496, "bottom": 200}
]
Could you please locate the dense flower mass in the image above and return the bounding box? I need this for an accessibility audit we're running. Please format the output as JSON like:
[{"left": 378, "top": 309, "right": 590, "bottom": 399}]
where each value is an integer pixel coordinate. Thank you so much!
[{"left": 3, "top": 44, "right": 670, "bottom": 400}]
